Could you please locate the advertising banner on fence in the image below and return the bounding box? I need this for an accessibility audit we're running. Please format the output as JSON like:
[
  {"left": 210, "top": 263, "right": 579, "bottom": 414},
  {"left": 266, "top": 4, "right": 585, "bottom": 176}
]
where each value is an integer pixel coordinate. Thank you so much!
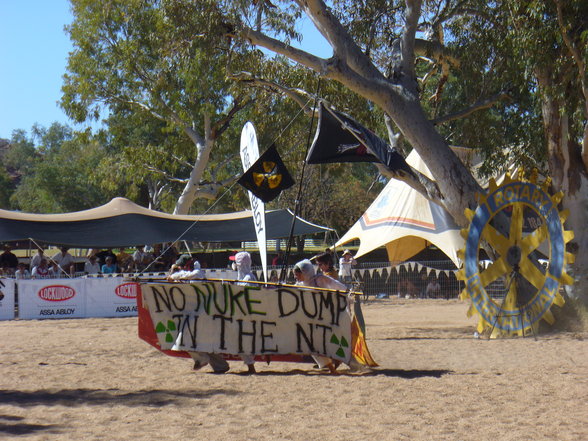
[
  {"left": 0, "top": 278, "right": 15, "bottom": 321},
  {"left": 18, "top": 279, "right": 87, "bottom": 319},
  {"left": 85, "top": 278, "right": 140, "bottom": 318},
  {"left": 141, "top": 281, "right": 353, "bottom": 362}
]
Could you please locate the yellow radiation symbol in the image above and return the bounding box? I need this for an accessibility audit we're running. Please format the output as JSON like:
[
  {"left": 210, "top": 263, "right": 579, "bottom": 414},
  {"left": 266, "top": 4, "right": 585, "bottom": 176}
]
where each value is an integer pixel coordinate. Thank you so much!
[
  {"left": 252, "top": 161, "right": 283, "bottom": 189},
  {"left": 457, "top": 172, "right": 574, "bottom": 337}
]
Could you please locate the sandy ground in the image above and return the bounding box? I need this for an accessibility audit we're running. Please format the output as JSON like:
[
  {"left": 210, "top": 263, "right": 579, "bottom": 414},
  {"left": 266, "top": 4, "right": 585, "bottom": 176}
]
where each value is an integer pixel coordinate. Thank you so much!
[{"left": 1, "top": 298, "right": 586, "bottom": 441}]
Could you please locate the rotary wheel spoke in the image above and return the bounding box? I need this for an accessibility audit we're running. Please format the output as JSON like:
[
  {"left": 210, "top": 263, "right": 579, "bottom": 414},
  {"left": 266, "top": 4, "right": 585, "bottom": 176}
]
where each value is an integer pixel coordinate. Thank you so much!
[
  {"left": 482, "top": 223, "right": 510, "bottom": 257},
  {"left": 518, "top": 257, "right": 545, "bottom": 291},
  {"left": 509, "top": 203, "right": 524, "bottom": 245},
  {"left": 479, "top": 257, "right": 509, "bottom": 287},
  {"left": 521, "top": 223, "right": 548, "bottom": 254}
]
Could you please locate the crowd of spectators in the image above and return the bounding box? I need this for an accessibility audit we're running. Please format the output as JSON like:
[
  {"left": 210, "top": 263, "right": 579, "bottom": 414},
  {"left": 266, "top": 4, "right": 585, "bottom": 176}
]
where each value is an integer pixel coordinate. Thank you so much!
[{"left": 0, "top": 243, "right": 182, "bottom": 279}]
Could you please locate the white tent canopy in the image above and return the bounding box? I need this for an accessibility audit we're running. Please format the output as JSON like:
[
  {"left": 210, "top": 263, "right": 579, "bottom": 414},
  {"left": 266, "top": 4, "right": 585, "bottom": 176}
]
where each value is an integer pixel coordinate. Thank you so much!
[{"left": 336, "top": 151, "right": 464, "bottom": 267}]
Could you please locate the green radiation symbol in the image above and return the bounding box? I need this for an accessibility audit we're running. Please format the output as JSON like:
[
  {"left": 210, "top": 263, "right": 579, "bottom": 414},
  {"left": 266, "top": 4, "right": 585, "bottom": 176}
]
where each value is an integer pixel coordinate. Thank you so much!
[
  {"left": 155, "top": 320, "right": 176, "bottom": 343},
  {"left": 330, "top": 334, "right": 349, "bottom": 358}
]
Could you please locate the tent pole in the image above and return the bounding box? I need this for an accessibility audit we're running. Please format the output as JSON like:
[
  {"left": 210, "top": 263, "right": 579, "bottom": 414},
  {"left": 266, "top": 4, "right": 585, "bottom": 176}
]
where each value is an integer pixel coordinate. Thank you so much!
[{"left": 182, "top": 240, "right": 191, "bottom": 254}]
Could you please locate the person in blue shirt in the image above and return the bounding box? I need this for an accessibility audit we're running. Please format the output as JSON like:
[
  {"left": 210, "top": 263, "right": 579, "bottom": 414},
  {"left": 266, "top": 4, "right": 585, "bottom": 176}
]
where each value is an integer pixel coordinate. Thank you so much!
[{"left": 101, "top": 256, "right": 118, "bottom": 274}]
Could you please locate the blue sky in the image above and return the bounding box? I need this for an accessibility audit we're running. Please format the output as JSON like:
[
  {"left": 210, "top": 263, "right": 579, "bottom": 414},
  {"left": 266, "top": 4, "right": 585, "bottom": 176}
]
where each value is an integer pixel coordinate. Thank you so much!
[
  {"left": 0, "top": 1, "right": 74, "bottom": 139},
  {"left": 0, "top": 1, "right": 330, "bottom": 140}
]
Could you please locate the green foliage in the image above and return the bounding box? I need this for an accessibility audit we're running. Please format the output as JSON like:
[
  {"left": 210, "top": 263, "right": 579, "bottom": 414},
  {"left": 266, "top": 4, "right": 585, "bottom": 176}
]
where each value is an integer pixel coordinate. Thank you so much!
[
  {"left": 8, "top": 124, "right": 114, "bottom": 213},
  {"left": 0, "top": 167, "right": 13, "bottom": 208},
  {"left": 62, "top": 0, "right": 232, "bottom": 122},
  {"left": 60, "top": 0, "right": 309, "bottom": 215},
  {"left": 3, "top": 129, "right": 37, "bottom": 176}
]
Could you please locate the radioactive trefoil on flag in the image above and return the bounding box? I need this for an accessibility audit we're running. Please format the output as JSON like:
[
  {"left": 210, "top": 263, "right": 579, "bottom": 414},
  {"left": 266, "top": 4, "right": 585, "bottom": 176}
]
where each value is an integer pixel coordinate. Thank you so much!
[{"left": 238, "top": 144, "right": 295, "bottom": 203}]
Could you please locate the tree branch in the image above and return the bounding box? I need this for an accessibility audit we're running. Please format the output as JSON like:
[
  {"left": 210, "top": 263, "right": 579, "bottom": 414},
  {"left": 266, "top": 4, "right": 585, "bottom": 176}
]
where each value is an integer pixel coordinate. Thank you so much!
[
  {"left": 295, "top": 0, "right": 383, "bottom": 80},
  {"left": 402, "top": 0, "right": 423, "bottom": 81},
  {"left": 170, "top": 153, "right": 194, "bottom": 169},
  {"left": 240, "top": 26, "right": 396, "bottom": 103},
  {"left": 211, "top": 95, "right": 252, "bottom": 139},
  {"left": 376, "top": 163, "right": 444, "bottom": 207},
  {"left": 144, "top": 164, "right": 189, "bottom": 184},
  {"left": 230, "top": 71, "right": 313, "bottom": 112},
  {"left": 414, "top": 38, "right": 460, "bottom": 68},
  {"left": 430, "top": 91, "right": 510, "bottom": 125},
  {"left": 240, "top": 26, "right": 328, "bottom": 73}
]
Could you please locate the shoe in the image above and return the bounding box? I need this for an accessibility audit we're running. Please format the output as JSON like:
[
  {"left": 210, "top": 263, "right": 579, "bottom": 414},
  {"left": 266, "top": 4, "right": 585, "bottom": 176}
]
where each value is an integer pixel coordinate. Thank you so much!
[
  {"left": 246, "top": 364, "right": 256, "bottom": 375},
  {"left": 193, "top": 360, "right": 209, "bottom": 371},
  {"left": 212, "top": 367, "right": 229, "bottom": 374},
  {"left": 326, "top": 362, "right": 339, "bottom": 375}
]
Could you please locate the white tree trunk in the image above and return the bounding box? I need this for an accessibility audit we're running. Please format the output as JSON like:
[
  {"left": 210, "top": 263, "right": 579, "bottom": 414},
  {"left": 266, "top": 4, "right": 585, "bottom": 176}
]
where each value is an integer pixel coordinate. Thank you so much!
[
  {"left": 539, "top": 76, "right": 588, "bottom": 306},
  {"left": 562, "top": 184, "right": 588, "bottom": 305},
  {"left": 173, "top": 116, "right": 214, "bottom": 215},
  {"left": 380, "top": 97, "right": 482, "bottom": 225}
]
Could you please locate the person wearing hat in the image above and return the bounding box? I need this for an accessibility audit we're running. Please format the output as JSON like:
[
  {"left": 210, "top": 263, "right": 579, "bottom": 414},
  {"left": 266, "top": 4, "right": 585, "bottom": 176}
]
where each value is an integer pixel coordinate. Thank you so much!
[
  {"left": 338, "top": 249, "right": 357, "bottom": 285},
  {"left": 168, "top": 254, "right": 205, "bottom": 280},
  {"left": 228, "top": 251, "right": 258, "bottom": 374},
  {"left": 176, "top": 254, "right": 193, "bottom": 268},
  {"left": 232, "top": 251, "right": 256, "bottom": 283},
  {"left": 0, "top": 244, "right": 19, "bottom": 275},
  {"left": 101, "top": 256, "right": 118, "bottom": 274}
]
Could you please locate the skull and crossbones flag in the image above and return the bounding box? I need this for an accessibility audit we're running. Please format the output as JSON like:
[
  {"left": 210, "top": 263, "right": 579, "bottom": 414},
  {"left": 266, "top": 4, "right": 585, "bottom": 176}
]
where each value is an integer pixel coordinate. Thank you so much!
[
  {"left": 306, "top": 101, "right": 412, "bottom": 175},
  {"left": 237, "top": 144, "right": 295, "bottom": 203}
]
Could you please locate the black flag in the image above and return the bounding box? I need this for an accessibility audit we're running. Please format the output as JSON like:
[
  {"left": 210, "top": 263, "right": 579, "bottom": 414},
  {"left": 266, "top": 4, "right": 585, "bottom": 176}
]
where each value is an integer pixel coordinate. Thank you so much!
[
  {"left": 306, "top": 102, "right": 412, "bottom": 175},
  {"left": 238, "top": 144, "right": 295, "bottom": 203}
]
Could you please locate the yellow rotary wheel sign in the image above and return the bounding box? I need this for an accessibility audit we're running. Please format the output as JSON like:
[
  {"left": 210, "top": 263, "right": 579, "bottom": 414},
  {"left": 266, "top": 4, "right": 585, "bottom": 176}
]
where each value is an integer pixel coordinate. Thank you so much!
[{"left": 457, "top": 173, "right": 574, "bottom": 337}]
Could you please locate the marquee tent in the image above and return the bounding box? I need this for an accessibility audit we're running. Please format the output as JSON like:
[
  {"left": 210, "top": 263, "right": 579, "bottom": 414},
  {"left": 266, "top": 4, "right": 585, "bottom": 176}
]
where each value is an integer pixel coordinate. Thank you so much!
[
  {"left": 336, "top": 151, "right": 464, "bottom": 267},
  {"left": 0, "top": 197, "right": 333, "bottom": 248}
]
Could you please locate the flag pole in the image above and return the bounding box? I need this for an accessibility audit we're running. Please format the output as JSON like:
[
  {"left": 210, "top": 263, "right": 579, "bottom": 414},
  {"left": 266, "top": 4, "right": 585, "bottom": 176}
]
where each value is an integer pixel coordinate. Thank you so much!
[{"left": 280, "top": 80, "right": 321, "bottom": 282}]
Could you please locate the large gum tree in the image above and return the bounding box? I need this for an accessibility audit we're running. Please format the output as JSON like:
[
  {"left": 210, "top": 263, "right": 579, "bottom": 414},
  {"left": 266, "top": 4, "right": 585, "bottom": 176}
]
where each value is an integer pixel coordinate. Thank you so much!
[
  {"left": 61, "top": 0, "right": 279, "bottom": 214},
  {"left": 223, "top": 0, "right": 587, "bottom": 310}
]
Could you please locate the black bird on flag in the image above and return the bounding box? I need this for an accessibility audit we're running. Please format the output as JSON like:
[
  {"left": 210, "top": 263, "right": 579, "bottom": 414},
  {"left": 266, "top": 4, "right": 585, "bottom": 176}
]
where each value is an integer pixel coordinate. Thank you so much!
[{"left": 238, "top": 144, "right": 295, "bottom": 203}]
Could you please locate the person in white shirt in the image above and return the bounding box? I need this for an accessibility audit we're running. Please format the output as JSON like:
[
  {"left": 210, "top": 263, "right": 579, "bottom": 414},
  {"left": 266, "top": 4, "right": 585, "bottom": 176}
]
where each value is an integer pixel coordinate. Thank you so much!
[
  {"left": 31, "top": 258, "right": 51, "bottom": 279},
  {"left": 15, "top": 262, "right": 31, "bottom": 279},
  {"left": 425, "top": 277, "right": 441, "bottom": 298},
  {"left": 84, "top": 255, "right": 101, "bottom": 274},
  {"left": 132, "top": 246, "right": 147, "bottom": 272},
  {"left": 231, "top": 251, "right": 257, "bottom": 374},
  {"left": 53, "top": 247, "right": 75, "bottom": 275},
  {"left": 167, "top": 254, "right": 228, "bottom": 373},
  {"left": 168, "top": 255, "right": 205, "bottom": 280},
  {"left": 30, "top": 247, "right": 45, "bottom": 269},
  {"left": 338, "top": 249, "right": 357, "bottom": 284}
]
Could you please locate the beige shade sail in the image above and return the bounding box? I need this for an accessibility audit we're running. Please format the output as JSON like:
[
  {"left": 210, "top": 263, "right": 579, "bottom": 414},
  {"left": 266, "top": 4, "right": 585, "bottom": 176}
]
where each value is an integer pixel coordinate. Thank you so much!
[{"left": 336, "top": 151, "right": 464, "bottom": 267}]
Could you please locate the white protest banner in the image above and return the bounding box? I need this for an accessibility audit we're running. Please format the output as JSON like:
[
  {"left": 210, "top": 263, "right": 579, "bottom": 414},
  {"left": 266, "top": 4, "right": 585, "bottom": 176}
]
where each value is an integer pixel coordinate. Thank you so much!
[
  {"left": 141, "top": 281, "right": 352, "bottom": 363},
  {"left": 240, "top": 122, "right": 267, "bottom": 282},
  {"left": 0, "top": 278, "right": 15, "bottom": 320},
  {"left": 18, "top": 279, "right": 87, "bottom": 319},
  {"left": 85, "top": 277, "right": 139, "bottom": 317}
]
